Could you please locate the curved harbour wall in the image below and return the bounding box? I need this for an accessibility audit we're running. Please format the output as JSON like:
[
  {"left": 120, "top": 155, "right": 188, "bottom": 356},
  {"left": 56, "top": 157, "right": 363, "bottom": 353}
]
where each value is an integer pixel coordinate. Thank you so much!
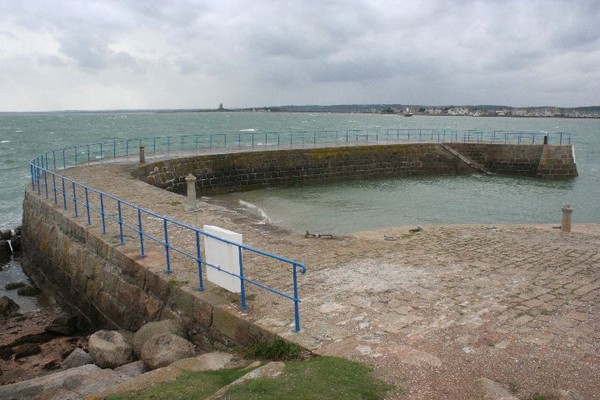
[{"left": 134, "top": 143, "right": 577, "bottom": 196}]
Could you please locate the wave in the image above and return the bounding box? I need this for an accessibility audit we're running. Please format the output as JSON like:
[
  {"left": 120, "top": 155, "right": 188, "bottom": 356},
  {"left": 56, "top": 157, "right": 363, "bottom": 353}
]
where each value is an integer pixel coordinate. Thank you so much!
[
  {"left": 239, "top": 129, "right": 256, "bottom": 132},
  {"left": 238, "top": 200, "right": 271, "bottom": 224}
]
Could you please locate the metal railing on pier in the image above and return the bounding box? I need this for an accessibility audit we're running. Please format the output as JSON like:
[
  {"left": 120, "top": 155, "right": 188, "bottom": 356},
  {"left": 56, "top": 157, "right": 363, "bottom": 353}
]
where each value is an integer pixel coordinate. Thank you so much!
[{"left": 28, "top": 128, "right": 572, "bottom": 332}]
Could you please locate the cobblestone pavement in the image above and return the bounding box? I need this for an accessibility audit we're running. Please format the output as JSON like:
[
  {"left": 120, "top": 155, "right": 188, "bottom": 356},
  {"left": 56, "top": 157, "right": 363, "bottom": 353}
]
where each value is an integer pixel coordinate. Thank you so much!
[{"left": 60, "top": 162, "right": 600, "bottom": 399}]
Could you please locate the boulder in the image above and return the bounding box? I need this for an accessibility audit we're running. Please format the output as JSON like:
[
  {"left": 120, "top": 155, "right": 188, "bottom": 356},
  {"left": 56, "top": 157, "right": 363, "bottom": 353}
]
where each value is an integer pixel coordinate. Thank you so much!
[
  {"left": 0, "top": 240, "right": 10, "bottom": 258},
  {"left": 140, "top": 332, "right": 196, "bottom": 370},
  {"left": 63, "top": 348, "right": 93, "bottom": 369},
  {"left": 114, "top": 360, "right": 148, "bottom": 378},
  {"left": 5, "top": 282, "right": 26, "bottom": 291},
  {"left": 17, "top": 284, "right": 41, "bottom": 296},
  {"left": 88, "top": 330, "right": 134, "bottom": 369},
  {"left": 0, "top": 230, "right": 11, "bottom": 240},
  {"left": 45, "top": 312, "right": 78, "bottom": 336},
  {"left": 0, "top": 296, "right": 20, "bottom": 319},
  {"left": 14, "top": 227, "right": 21, "bottom": 236},
  {"left": 132, "top": 319, "right": 186, "bottom": 357},
  {"left": 10, "top": 235, "right": 21, "bottom": 253}
]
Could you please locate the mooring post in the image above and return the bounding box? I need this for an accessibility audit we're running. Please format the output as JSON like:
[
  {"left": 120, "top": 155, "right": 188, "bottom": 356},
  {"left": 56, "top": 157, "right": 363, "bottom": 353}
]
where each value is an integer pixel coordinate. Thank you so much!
[
  {"left": 561, "top": 204, "right": 573, "bottom": 233},
  {"left": 185, "top": 173, "right": 197, "bottom": 211},
  {"left": 139, "top": 145, "right": 145, "bottom": 163}
]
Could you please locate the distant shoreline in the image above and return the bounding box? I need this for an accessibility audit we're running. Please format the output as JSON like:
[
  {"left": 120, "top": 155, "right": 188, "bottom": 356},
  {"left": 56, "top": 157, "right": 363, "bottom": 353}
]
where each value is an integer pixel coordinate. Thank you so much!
[{"left": 1, "top": 105, "right": 599, "bottom": 118}]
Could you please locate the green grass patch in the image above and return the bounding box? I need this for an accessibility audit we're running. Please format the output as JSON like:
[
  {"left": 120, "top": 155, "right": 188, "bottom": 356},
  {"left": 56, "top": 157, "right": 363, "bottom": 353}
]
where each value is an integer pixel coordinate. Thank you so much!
[
  {"left": 169, "top": 279, "right": 189, "bottom": 287},
  {"left": 245, "top": 339, "right": 304, "bottom": 361},
  {"left": 226, "top": 356, "right": 392, "bottom": 400},
  {"left": 107, "top": 368, "right": 249, "bottom": 400},
  {"left": 106, "top": 356, "right": 391, "bottom": 400}
]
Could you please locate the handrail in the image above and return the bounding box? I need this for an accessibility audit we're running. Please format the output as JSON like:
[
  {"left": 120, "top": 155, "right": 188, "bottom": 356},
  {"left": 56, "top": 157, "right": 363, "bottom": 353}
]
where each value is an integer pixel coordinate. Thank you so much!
[
  {"left": 28, "top": 128, "right": 573, "bottom": 333},
  {"left": 30, "top": 143, "right": 309, "bottom": 332}
]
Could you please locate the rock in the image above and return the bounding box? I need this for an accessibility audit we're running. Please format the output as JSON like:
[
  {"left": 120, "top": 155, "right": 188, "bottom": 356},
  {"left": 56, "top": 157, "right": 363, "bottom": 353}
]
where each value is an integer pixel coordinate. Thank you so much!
[
  {"left": 546, "top": 389, "right": 583, "bottom": 400},
  {"left": 90, "top": 351, "right": 235, "bottom": 399},
  {"left": 170, "top": 352, "right": 234, "bottom": 372},
  {"left": 62, "top": 348, "right": 93, "bottom": 369},
  {"left": 0, "top": 240, "right": 10, "bottom": 258},
  {"left": 13, "top": 343, "right": 42, "bottom": 360},
  {"left": 10, "top": 235, "right": 21, "bottom": 253},
  {"left": 17, "top": 285, "right": 40, "bottom": 296},
  {"left": 4, "top": 282, "right": 26, "bottom": 291},
  {"left": 14, "top": 227, "right": 21, "bottom": 236},
  {"left": 0, "top": 295, "right": 20, "bottom": 319},
  {"left": 207, "top": 361, "right": 286, "bottom": 400},
  {"left": 0, "top": 364, "right": 100, "bottom": 399},
  {"left": 114, "top": 360, "right": 148, "bottom": 378},
  {"left": 475, "top": 378, "right": 519, "bottom": 400},
  {"left": 0, "top": 229, "right": 11, "bottom": 240},
  {"left": 132, "top": 319, "right": 187, "bottom": 357},
  {"left": 88, "top": 330, "right": 134, "bottom": 369},
  {"left": 140, "top": 332, "right": 196, "bottom": 370},
  {"left": 45, "top": 312, "right": 78, "bottom": 336}
]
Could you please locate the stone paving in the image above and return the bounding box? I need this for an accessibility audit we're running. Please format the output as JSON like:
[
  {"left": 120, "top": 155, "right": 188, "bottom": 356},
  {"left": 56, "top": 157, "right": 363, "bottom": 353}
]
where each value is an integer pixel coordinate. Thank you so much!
[{"left": 58, "top": 161, "right": 600, "bottom": 399}]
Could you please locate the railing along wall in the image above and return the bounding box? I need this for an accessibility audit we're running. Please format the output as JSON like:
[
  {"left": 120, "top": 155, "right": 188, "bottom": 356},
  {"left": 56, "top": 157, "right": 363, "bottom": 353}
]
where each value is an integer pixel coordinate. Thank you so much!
[{"left": 28, "top": 128, "right": 572, "bottom": 333}]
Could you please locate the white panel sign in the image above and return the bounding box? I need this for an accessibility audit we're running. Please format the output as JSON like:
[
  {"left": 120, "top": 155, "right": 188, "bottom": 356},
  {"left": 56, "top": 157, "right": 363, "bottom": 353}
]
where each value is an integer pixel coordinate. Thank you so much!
[{"left": 203, "top": 225, "right": 243, "bottom": 293}]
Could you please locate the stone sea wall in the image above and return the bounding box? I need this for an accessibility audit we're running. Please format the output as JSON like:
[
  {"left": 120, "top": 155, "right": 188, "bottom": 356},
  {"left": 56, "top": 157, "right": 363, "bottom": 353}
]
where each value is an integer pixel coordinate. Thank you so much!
[
  {"left": 447, "top": 143, "right": 577, "bottom": 178},
  {"left": 134, "top": 143, "right": 478, "bottom": 195},
  {"left": 20, "top": 191, "right": 275, "bottom": 350},
  {"left": 134, "top": 143, "right": 577, "bottom": 196}
]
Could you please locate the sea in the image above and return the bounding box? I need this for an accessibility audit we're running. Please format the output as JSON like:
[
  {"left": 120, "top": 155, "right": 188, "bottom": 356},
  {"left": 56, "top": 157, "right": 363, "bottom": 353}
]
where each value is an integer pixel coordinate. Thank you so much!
[{"left": 0, "top": 111, "right": 599, "bottom": 307}]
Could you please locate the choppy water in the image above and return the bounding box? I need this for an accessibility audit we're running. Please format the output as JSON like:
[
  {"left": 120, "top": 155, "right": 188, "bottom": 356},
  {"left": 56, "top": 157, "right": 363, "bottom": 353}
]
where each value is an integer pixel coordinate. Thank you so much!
[{"left": 1, "top": 111, "right": 598, "bottom": 235}]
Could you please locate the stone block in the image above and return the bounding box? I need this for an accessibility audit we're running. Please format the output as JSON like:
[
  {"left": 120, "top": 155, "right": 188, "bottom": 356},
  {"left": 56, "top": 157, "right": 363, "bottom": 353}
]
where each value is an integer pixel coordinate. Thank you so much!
[{"left": 212, "top": 307, "right": 249, "bottom": 346}]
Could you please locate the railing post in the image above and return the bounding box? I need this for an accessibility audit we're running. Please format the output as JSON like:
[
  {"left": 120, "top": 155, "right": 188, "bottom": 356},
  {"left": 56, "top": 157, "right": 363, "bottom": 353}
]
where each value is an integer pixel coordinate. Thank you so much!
[
  {"left": 293, "top": 264, "right": 301, "bottom": 332},
  {"left": 196, "top": 230, "right": 204, "bottom": 291},
  {"left": 72, "top": 181, "right": 78, "bottom": 217},
  {"left": 61, "top": 177, "right": 67, "bottom": 210},
  {"left": 137, "top": 208, "right": 145, "bottom": 257},
  {"left": 139, "top": 144, "right": 145, "bottom": 163},
  {"left": 164, "top": 218, "right": 171, "bottom": 274},
  {"left": 85, "top": 187, "right": 91, "bottom": 225},
  {"left": 100, "top": 193, "right": 106, "bottom": 234},
  {"left": 117, "top": 200, "right": 124, "bottom": 244},
  {"left": 238, "top": 247, "right": 247, "bottom": 311},
  {"left": 52, "top": 174, "right": 58, "bottom": 204},
  {"left": 43, "top": 167, "right": 49, "bottom": 199},
  {"left": 30, "top": 164, "right": 35, "bottom": 190}
]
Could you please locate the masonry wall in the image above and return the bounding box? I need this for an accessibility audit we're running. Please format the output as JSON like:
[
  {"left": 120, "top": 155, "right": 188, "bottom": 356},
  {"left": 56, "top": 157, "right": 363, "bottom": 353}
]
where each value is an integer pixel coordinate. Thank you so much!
[
  {"left": 21, "top": 191, "right": 275, "bottom": 350},
  {"left": 134, "top": 144, "right": 478, "bottom": 195},
  {"left": 447, "top": 143, "right": 577, "bottom": 178}
]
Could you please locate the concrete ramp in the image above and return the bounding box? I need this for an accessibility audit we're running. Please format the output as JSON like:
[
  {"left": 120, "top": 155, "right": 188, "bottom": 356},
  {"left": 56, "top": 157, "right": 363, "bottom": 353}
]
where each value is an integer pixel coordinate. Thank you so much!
[{"left": 440, "top": 143, "right": 492, "bottom": 175}]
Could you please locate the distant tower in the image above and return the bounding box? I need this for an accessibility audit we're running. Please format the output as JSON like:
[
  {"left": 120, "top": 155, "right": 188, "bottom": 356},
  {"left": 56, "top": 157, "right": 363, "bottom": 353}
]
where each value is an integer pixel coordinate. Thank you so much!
[{"left": 218, "top": 103, "right": 224, "bottom": 111}]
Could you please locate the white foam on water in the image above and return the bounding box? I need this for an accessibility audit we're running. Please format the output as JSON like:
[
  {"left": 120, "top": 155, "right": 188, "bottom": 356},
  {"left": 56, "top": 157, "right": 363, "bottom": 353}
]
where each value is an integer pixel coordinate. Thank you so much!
[
  {"left": 0, "top": 140, "right": 9, "bottom": 144},
  {"left": 239, "top": 199, "right": 272, "bottom": 224}
]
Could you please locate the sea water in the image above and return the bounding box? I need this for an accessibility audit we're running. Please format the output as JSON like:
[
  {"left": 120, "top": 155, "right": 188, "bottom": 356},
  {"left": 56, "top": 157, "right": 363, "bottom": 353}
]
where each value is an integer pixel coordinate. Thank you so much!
[{"left": 0, "top": 111, "right": 598, "bottom": 234}]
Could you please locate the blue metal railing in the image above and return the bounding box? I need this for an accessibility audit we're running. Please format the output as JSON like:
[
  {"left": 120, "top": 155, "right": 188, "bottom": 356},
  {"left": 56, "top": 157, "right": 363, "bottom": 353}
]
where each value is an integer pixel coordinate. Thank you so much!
[
  {"left": 29, "top": 142, "right": 311, "bottom": 332},
  {"left": 33, "top": 129, "right": 572, "bottom": 171},
  {"left": 28, "top": 128, "right": 573, "bottom": 332}
]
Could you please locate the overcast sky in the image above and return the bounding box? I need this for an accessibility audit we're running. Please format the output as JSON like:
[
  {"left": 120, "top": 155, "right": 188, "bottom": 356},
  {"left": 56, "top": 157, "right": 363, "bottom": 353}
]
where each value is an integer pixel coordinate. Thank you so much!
[{"left": 1, "top": 0, "right": 599, "bottom": 112}]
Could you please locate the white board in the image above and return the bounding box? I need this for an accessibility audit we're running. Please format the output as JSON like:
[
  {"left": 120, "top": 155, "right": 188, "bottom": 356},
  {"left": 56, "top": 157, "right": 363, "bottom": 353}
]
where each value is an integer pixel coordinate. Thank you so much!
[{"left": 203, "top": 225, "right": 243, "bottom": 293}]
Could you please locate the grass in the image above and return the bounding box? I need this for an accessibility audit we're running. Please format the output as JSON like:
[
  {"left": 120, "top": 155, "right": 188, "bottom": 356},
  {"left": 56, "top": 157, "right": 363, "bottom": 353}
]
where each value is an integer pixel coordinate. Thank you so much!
[
  {"left": 107, "top": 368, "right": 249, "bottom": 400},
  {"left": 106, "top": 356, "right": 392, "bottom": 400},
  {"left": 226, "top": 356, "right": 392, "bottom": 400},
  {"left": 245, "top": 339, "right": 304, "bottom": 361}
]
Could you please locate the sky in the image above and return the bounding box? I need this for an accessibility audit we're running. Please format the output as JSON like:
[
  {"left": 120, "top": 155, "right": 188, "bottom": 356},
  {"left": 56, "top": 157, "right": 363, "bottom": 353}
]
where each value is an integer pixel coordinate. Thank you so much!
[{"left": 0, "top": 0, "right": 599, "bottom": 112}]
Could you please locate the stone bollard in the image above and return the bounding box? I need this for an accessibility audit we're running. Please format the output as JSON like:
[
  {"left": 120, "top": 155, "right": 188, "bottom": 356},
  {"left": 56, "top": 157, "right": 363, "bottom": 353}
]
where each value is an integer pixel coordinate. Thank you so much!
[
  {"left": 185, "top": 173, "right": 197, "bottom": 211},
  {"left": 139, "top": 145, "right": 145, "bottom": 163},
  {"left": 561, "top": 204, "right": 573, "bottom": 233}
]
